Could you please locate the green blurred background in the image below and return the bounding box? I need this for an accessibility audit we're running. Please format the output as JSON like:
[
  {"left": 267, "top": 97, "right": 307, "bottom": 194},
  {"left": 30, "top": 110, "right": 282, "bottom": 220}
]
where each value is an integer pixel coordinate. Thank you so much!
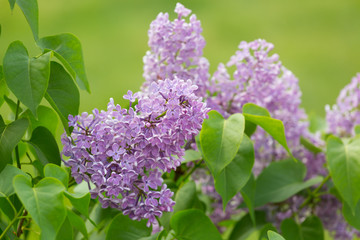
[{"left": 1, "top": 0, "right": 360, "bottom": 116}]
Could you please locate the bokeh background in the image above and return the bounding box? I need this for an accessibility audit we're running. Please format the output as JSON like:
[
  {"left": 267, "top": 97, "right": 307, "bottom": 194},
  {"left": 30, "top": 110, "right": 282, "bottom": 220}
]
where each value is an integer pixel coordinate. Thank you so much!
[{"left": 1, "top": 0, "right": 360, "bottom": 117}]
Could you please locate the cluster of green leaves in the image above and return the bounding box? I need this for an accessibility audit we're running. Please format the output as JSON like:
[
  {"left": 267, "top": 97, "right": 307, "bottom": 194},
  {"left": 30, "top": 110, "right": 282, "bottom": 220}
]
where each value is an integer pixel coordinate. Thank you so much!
[{"left": 0, "top": 0, "right": 89, "bottom": 239}]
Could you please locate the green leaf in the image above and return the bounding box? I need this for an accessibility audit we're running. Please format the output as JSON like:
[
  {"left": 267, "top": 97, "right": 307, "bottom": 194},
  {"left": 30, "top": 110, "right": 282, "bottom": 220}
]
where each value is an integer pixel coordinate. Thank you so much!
[
  {"left": 38, "top": 34, "right": 90, "bottom": 92},
  {"left": 45, "top": 62, "right": 80, "bottom": 133},
  {"left": 44, "top": 164, "right": 69, "bottom": 189},
  {"left": 67, "top": 210, "right": 88, "bottom": 239},
  {"left": 229, "top": 211, "right": 267, "bottom": 240},
  {"left": 254, "top": 159, "right": 323, "bottom": 207},
  {"left": 258, "top": 224, "right": 277, "bottom": 240},
  {"left": 171, "top": 209, "right": 222, "bottom": 240},
  {"left": 0, "top": 118, "right": 29, "bottom": 172},
  {"left": 0, "top": 165, "right": 31, "bottom": 197},
  {"left": 267, "top": 231, "right": 285, "bottom": 240},
  {"left": 15, "top": 0, "right": 39, "bottom": 40},
  {"left": 174, "top": 181, "right": 203, "bottom": 213},
  {"left": 0, "top": 66, "right": 9, "bottom": 108},
  {"left": 215, "top": 134, "right": 254, "bottom": 209},
  {"left": 240, "top": 174, "right": 256, "bottom": 225},
  {"left": 183, "top": 150, "right": 202, "bottom": 163},
  {"left": 242, "top": 103, "right": 292, "bottom": 158},
  {"left": 3, "top": 96, "right": 20, "bottom": 115},
  {"left": 281, "top": 216, "right": 324, "bottom": 240},
  {"left": 326, "top": 135, "right": 360, "bottom": 213},
  {"left": 8, "top": 0, "right": 16, "bottom": 10},
  {"left": 343, "top": 200, "right": 360, "bottom": 231},
  {"left": 301, "top": 216, "right": 324, "bottom": 240},
  {"left": 56, "top": 216, "right": 73, "bottom": 240},
  {"left": 200, "top": 110, "right": 245, "bottom": 177},
  {"left": 20, "top": 106, "right": 58, "bottom": 137},
  {"left": 280, "top": 218, "right": 301, "bottom": 240},
  {"left": 64, "top": 191, "right": 91, "bottom": 218},
  {"left": 105, "top": 213, "right": 151, "bottom": 240},
  {"left": 300, "top": 136, "right": 323, "bottom": 154},
  {"left": 3, "top": 41, "right": 51, "bottom": 116},
  {"left": 28, "top": 126, "right": 61, "bottom": 166},
  {"left": 13, "top": 175, "right": 66, "bottom": 240}
]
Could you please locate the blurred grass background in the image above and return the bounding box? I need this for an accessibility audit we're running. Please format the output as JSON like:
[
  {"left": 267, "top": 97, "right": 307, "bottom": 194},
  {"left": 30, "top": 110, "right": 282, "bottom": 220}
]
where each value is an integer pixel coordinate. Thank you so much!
[{"left": 1, "top": 0, "right": 360, "bottom": 117}]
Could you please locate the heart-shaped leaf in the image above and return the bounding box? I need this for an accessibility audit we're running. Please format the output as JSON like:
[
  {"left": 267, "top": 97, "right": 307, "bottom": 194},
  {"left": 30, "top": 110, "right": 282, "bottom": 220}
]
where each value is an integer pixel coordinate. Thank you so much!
[
  {"left": 200, "top": 110, "right": 244, "bottom": 177},
  {"left": 4, "top": 41, "right": 51, "bottom": 116},
  {"left": 215, "top": 134, "right": 254, "bottom": 209},
  {"left": 326, "top": 135, "right": 360, "bottom": 213},
  {"left": 13, "top": 175, "right": 66, "bottom": 240},
  {"left": 38, "top": 34, "right": 90, "bottom": 92}
]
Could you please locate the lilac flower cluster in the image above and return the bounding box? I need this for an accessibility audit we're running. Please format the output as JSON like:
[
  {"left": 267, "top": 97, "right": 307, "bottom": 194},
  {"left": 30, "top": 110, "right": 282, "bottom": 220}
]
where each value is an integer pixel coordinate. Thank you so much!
[
  {"left": 61, "top": 78, "right": 208, "bottom": 226},
  {"left": 207, "top": 40, "right": 309, "bottom": 173},
  {"left": 326, "top": 73, "right": 360, "bottom": 137},
  {"left": 142, "top": 3, "right": 210, "bottom": 96}
]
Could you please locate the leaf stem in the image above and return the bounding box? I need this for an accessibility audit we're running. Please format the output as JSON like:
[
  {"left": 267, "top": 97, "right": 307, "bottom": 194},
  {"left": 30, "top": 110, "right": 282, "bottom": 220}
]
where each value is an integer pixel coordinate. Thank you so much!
[
  {"left": 299, "top": 174, "right": 331, "bottom": 209},
  {"left": 0, "top": 206, "right": 24, "bottom": 240},
  {"left": 87, "top": 217, "right": 98, "bottom": 229},
  {"left": 15, "top": 100, "right": 21, "bottom": 169},
  {"left": 177, "top": 160, "right": 203, "bottom": 187},
  {"left": 16, "top": 210, "right": 28, "bottom": 237}
]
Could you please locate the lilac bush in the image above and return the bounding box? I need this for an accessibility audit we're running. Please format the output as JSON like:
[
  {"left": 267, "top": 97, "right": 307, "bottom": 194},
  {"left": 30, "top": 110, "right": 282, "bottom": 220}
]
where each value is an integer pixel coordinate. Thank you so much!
[{"left": 3, "top": 1, "right": 360, "bottom": 239}]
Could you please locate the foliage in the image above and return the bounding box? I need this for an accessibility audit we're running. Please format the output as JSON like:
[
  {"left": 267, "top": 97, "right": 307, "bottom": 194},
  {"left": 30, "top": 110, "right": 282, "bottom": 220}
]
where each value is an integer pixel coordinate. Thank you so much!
[{"left": 1, "top": 1, "right": 360, "bottom": 240}]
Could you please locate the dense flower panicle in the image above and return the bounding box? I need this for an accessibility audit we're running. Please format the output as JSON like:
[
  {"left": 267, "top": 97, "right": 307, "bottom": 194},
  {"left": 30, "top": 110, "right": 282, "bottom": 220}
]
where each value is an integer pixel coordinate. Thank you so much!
[
  {"left": 61, "top": 78, "right": 209, "bottom": 226},
  {"left": 208, "top": 39, "right": 309, "bottom": 173},
  {"left": 142, "top": 3, "right": 210, "bottom": 96},
  {"left": 326, "top": 73, "right": 360, "bottom": 137}
]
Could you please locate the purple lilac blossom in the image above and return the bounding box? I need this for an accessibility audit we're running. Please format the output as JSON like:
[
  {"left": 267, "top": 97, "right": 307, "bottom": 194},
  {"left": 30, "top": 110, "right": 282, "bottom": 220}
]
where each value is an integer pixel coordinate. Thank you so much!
[
  {"left": 208, "top": 39, "right": 309, "bottom": 173},
  {"left": 61, "top": 78, "right": 209, "bottom": 226},
  {"left": 142, "top": 3, "right": 210, "bottom": 96},
  {"left": 326, "top": 73, "right": 360, "bottom": 137}
]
